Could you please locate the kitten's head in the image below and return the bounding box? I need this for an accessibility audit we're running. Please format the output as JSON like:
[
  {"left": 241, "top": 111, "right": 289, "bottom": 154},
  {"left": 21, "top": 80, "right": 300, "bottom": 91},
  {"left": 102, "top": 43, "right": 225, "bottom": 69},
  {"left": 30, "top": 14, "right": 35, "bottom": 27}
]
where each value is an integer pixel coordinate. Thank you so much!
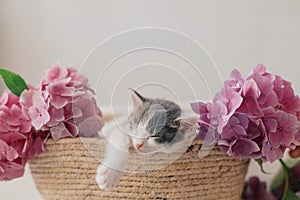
[{"left": 129, "top": 89, "right": 198, "bottom": 153}]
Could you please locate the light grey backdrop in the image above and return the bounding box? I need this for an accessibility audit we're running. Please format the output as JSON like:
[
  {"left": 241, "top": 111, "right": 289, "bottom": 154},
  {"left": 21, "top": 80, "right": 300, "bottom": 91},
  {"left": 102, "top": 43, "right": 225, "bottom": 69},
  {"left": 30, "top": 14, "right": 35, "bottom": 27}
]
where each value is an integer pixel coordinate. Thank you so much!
[{"left": 0, "top": 0, "right": 299, "bottom": 199}]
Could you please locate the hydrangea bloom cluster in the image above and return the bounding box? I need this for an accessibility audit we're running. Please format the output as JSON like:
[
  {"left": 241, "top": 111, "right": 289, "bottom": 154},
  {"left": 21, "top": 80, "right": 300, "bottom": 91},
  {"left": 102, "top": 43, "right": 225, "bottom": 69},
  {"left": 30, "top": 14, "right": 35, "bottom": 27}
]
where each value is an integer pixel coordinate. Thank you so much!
[
  {"left": 20, "top": 64, "right": 103, "bottom": 140},
  {"left": 0, "top": 64, "right": 103, "bottom": 181},
  {"left": 191, "top": 64, "right": 300, "bottom": 162},
  {"left": 0, "top": 90, "right": 44, "bottom": 181}
]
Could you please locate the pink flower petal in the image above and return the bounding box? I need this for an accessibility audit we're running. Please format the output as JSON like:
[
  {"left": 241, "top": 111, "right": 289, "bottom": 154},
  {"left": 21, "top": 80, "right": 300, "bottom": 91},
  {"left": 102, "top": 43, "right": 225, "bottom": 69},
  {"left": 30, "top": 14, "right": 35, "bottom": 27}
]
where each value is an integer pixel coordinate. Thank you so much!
[
  {"left": 231, "top": 138, "right": 260, "bottom": 159},
  {"left": 0, "top": 162, "right": 25, "bottom": 181},
  {"left": 78, "top": 116, "right": 103, "bottom": 137},
  {"left": 51, "top": 96, "right": 69, "bottom": 109},
  {"left": 263, "top": 118, "right": 278, "bottom": 133},
  {"left": 6, "top": 147, "right": 19, "bottom": 161},
  {"left": 262, "top": 144, "right": 284, "bottom": 163}
]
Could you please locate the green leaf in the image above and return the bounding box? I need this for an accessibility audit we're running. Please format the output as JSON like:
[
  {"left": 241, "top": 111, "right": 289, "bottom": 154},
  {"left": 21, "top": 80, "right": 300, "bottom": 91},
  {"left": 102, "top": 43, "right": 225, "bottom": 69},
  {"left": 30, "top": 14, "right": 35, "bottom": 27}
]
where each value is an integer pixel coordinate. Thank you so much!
[
  {"left": 0, "top": 68, "right": 28, "bottom": 96},
  {"left": 278, "top": 159, "right": 300, "bottom": 200},
  {"left": 285, "top": 157, "right": 300, "bottom": 168},
  {"left": 272, "top": 158, "right": 300, "bottom": 190},
  {"left": 255, "top": 159, "right": 270, "bottom": 174},
  {"left": 281, "top": 162, "right": 289, "bottom": 200},
  {"left": 285, "top": 188, "right": 300, "bottom": 200},
  {"left": 271, "top": 167, "right": 285, "bottom": 191}
]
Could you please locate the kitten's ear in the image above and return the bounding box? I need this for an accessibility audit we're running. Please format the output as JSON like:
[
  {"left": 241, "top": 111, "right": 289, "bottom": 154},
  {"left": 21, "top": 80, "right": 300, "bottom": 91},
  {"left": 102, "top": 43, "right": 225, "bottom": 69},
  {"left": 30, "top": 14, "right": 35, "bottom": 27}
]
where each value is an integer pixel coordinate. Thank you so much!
[
  {"left": 129, "top": 89, "right": 145, "bottom": 108},
  {"left": 175, "top": 113, "right": 199, "bottom": 130}
]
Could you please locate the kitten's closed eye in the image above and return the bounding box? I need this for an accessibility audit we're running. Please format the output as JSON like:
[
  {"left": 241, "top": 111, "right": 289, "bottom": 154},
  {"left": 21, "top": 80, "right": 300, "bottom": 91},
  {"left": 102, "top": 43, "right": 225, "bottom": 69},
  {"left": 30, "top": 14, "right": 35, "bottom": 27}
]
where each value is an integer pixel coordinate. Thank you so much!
[
  {"left": 149, "top": 135, "right": 165, "bottom": 144},
  {"left": 97, "top": 89, "right": 199, "bottom": 191},
  {"left": 130, "top": 89, "right": 198, "bottom": 152}
]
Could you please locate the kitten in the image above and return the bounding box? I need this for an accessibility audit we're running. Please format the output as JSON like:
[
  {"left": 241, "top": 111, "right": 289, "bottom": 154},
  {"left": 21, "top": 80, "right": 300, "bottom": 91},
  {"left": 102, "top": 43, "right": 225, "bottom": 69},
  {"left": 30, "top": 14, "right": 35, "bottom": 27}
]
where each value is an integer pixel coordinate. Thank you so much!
[{"left": 96, "top": 90, "right": 198, "bottom": 191}]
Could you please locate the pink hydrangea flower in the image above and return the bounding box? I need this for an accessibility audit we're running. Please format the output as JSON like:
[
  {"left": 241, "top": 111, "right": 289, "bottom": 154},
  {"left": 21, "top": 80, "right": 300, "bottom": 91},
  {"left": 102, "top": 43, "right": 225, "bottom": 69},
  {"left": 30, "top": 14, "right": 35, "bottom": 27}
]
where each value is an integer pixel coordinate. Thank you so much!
[
  {"left": 192, "top": 64, "right": 300, "bottom": 162},
  {"left": 190, "top": 102, "right": 217, "bottom": 145},
  {"left": 224, "top": 69, "right": 244, "bottom": 92},
  {"left": 40, "top": 63, "right": 88, "bottom": 88},
  {"left": 37, "top": 64, "right": 103, "bottom": 140},
  {"left": 218, "top": 113, "right": 267, "bottom": 160},
  {"left": 237, "top": 79, "right": 264, "bottom": 118},
  {"left": 0, "top": 64, "right": 104, "bottom": 181},
  {"left": 191, "top": 85, "right": 243, "bottom": 144},
  {"left": 49, "top": 121, "right": 78, "bottom": 140},
  {"left": 274, "top": 75, "right": 300, "bottom": 115},
  {"left": 0, "top": 90, "right": 44, "bottom": 181},
  {"left": 20, "top": 90, "right": 50, "bottom": 130},
  {"left": 18, "top": 64, "right": 103, "bottom": 140},
  {"left": 213, "top": 85, "right": 244, "bottom": 132}
]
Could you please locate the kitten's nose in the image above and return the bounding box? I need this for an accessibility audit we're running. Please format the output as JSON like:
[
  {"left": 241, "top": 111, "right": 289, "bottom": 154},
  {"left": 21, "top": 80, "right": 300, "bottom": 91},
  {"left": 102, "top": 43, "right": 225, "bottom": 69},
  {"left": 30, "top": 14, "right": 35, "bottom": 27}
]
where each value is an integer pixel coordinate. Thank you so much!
[{"left": 136, "top": 143, "right": 143, "bottom": 149}]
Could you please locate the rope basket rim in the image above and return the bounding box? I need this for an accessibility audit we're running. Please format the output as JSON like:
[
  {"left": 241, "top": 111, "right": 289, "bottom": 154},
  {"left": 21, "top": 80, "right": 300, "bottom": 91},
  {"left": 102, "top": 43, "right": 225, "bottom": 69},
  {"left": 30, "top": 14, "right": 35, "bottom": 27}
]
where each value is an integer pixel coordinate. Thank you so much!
[{"left": 30, "top": 137, "right": 249, "bottom": 200}]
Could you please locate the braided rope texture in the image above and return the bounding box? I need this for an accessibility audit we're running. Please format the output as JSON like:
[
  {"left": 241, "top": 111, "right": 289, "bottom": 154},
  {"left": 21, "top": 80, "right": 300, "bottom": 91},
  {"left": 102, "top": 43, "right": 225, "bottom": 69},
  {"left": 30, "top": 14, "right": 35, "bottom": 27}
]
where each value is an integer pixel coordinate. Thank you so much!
[{"left": 30, "top": 138, "right": 249, "bottom": 200}]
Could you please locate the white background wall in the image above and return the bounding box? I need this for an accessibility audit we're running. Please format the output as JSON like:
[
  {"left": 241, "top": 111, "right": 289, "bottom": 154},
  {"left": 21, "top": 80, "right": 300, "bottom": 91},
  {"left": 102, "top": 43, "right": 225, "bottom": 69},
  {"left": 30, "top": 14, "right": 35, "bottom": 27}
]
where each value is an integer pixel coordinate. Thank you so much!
[{"left": 0, "top": 1, "right": 300, "bottom": 199}]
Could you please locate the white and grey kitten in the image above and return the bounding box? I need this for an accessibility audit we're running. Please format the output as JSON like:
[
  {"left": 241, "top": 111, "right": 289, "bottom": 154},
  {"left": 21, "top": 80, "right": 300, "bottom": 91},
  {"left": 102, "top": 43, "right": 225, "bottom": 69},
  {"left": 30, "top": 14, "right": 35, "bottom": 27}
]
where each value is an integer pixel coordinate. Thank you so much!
[{"left": 96, "top": 90, "right": 198, "bottom": 191}]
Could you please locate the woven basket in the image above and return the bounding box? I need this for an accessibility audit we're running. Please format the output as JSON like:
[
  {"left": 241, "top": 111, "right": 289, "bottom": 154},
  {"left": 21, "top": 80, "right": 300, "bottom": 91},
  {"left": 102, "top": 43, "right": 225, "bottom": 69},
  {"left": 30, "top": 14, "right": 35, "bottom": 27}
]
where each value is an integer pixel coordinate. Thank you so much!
[{"left": 30, "top": 137, "right": 249, "bottom": 200}]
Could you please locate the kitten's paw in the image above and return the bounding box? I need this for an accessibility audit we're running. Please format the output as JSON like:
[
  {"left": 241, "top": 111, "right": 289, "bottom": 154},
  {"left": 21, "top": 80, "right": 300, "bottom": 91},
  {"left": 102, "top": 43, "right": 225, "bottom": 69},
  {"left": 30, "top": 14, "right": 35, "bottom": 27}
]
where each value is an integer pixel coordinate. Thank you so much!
[{"left": 96, "top": 165, "right": 123, "bottom": 191}]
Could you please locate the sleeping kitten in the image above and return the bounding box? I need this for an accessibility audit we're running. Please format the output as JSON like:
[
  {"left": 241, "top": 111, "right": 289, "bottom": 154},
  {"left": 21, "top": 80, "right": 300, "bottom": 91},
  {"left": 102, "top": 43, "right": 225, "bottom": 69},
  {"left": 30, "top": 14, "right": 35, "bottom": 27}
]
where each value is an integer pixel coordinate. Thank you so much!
[{"left": 96, "top": 90, "right": 198, "bottom": 191}]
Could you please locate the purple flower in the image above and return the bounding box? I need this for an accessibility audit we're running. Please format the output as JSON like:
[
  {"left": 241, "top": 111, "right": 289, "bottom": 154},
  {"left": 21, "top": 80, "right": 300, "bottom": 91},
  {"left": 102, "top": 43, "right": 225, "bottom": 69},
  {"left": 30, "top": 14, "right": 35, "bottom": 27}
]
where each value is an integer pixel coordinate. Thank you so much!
[
  {"left": 268, "top": 111, "right": 297, "bottom": 148},
  {"left": 273, "top": 75, "right": 300, "bottom": 115},
  {"left": 237, "top": 79, "right": 264, "bottom": 118},
  {"left": 218, "top": 113, "right": 267, "bottom": 159},
  {"left": 213, "top": 85, "right": 244, "bottom": 131},
  {"left": 261, "top": 143, "right": 285, "bottom": 163},
  {"left": 242, "top": 176, "right": 276, "bottom": 200},
  {"left": 191, "top": 85, "right": 243, "bottom": 144},
  {"left": 224, "top": 69, "right": 244, "bottom": 92},
  {"left": 191, "top": 102, "right": 219, "bottom": 145},
  {"left": 191, "top": 64, "right": 300, "bottom": 162}
]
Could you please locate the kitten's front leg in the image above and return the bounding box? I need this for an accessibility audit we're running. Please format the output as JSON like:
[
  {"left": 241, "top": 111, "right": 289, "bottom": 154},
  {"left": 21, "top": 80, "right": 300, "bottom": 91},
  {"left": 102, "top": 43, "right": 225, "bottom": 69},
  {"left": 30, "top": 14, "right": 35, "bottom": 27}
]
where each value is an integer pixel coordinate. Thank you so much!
[
  {"left": 96, "top": 164, "right": 125, "bottom": 191},
  {"left": 96, "top": 130, "right": 130, "bottom": 191}
]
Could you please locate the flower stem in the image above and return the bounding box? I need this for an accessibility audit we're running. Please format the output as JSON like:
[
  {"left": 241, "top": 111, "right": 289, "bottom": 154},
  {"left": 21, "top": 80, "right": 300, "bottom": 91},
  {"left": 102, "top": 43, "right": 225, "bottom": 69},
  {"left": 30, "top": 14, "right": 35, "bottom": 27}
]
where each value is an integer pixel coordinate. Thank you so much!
[
  {"left": 279, "top": 159, "right": 290, "bottom": 200},
  {"left": 279, "top": 159, "right": 290, "bottom": 170}
]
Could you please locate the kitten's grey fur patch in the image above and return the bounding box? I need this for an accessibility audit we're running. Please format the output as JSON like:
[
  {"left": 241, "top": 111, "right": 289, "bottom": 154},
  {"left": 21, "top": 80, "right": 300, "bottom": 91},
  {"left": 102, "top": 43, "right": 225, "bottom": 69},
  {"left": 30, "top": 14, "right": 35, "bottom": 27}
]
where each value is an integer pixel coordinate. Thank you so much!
[
  {"left": 96, "top": 90, "right": 198, "bottom": 191},
  {"left": 129, "top": 91, "right": 182, "bottom": 144}
]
